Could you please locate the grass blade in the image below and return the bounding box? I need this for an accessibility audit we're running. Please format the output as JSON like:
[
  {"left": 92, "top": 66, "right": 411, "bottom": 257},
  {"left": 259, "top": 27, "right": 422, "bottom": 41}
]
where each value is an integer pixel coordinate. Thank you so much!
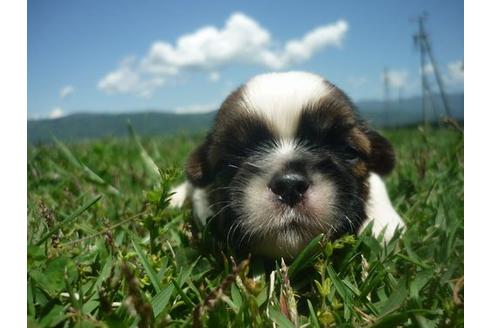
[
  {"left": 36, "top": 195, "right": 102, "bottom": 245},
  {"left": 151, "top": 283, "right": 174, "bottom": 317},
  {"left": 327, "top": 264, "right": 352, "bottom": 314},
  {"left": 171, "top": 278, "right": 194, "bottom": 307},
  {"left": 132, "top": 239, "right": 162, "bottom": 293},
  {"left": 269, "top": 307, "right": 296, "bottom": 328},
  {"left": 307, "top": 299, "right": 321, "bottom": 328},
  {"left": 127, "top": 122, "right": 160, "bottom": 180},
  {"left": 288, "top": 234, "right": 324, "bottom": 279},
  {"left": 53, "top": 137, "right": 120, "bottom": 195},
  {"left": 378, "top": 281, "right": 407, "bottom": 316}
]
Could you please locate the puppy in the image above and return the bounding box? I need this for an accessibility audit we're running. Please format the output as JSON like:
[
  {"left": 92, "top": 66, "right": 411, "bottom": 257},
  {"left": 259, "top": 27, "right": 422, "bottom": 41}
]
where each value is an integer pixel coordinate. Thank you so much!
[{"left": 171, "top": 71, "right": 404, "bottom": 259}]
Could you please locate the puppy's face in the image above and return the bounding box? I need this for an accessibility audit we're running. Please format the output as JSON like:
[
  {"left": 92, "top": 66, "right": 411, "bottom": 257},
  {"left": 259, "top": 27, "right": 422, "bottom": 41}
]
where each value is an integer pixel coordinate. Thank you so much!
[{"left": 186, "top": 72, "right": 394, "bottom": 258}]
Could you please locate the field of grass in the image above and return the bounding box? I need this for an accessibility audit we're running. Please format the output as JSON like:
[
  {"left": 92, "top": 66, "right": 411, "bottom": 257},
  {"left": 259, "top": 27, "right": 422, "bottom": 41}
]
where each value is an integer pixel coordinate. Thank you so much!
[{"left": 27, "top": 127, "right": 464, "bottom": 327}]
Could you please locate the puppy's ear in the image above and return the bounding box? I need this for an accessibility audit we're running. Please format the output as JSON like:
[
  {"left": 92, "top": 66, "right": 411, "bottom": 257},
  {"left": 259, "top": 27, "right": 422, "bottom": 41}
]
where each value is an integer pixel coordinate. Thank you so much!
[
  {"left": 185, "top": 135, "right": 214, "bottom": 187},
  {"left": 366, "top": 129, "right": 395, "bottom": 176}
]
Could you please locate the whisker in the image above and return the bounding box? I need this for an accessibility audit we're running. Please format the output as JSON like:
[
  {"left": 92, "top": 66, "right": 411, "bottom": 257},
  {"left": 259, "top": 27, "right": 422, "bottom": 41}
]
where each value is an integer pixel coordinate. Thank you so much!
[
  {"left": 205, "top": 203, "right": 233, "bottom": 227},
  {"left": 205, "top": 200, "right": 230, "bottom": 210}
]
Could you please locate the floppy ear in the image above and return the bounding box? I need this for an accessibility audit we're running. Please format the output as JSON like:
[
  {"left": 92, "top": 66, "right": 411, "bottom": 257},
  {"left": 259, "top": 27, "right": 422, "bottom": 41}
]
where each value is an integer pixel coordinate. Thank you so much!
[
  {"left": 185, "top": 135, "right": 214, "bottom": 187},
  {"left": 366, "top": 129, "right": 395, "bottom": 176}
]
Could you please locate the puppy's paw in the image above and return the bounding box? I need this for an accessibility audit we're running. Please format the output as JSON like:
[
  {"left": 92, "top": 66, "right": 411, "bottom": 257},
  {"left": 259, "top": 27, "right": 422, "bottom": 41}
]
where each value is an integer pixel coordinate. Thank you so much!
[
  {"left": 360, "top": 173, "right": 405, "bottom": 242},
  {"left": 169, "top": 181, "right": 191, "bottom": 208}
]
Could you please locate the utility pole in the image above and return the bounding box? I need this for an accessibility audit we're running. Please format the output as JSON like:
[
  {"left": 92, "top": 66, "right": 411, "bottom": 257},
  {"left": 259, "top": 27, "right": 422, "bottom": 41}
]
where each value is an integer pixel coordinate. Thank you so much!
[
  {"left": 412, "top": 13, "right": 452, "bottom": 127},
  {"left": 420, "top": 23, "right": 452, "bottom": 117},
  {"left": 414, "top": 15, "right": 428, "bottom": 126},
  {"left": 383, "top": 67, "right": 390, "bottom": 127}
]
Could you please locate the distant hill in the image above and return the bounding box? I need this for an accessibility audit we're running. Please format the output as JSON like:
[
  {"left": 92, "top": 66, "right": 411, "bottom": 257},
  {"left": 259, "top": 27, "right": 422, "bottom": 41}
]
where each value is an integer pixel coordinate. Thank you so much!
[
  {"left": 28, "top": 111, "right": 216, "bottom": 144},
  {"left": 28, "top": 93, "right": 463, "bottom": 144},
  {"left": 359, "top": 93, "right": 464, "bottom": 128}
]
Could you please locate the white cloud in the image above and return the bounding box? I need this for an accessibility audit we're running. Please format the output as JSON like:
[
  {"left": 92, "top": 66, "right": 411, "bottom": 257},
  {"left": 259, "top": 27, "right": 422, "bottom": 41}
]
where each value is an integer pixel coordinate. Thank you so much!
[
  {"left": 420, "top": 63, "right": 434, "bottom": 76},
  {"left": 174, "top": 102, "right": 218, "bottom": 114},
  {"left": 60, "top": 85, "right": 74, "bottom": 99},
  {"left": 347, "top": 76, "right": 368, "bottom": 88},
  {"left": 273, "top": 20, "right": 348, "bottom": 68},
  {"left": 98, "top": 12, "right": 348, "bottom": 96},
  {"left": 49, "top": 107, "right": 64, "bottom": 119},
  {"left": 446, "top": 60, "right": 464, "bottom": 85},
  {"left": 98, "top": 57, "right": 164, "bottom": 97},
  {"left": 209, "top": 72, "right": 221, "bottom": 82},
  {"left": 419, "top": 60, "right": 463, "bottom": 87},
  {"left": 385, "top": 69, "right": 409, "bottom": 89},
  {"left": 141, "top": 13, "right": 347, "bottom": 72}
]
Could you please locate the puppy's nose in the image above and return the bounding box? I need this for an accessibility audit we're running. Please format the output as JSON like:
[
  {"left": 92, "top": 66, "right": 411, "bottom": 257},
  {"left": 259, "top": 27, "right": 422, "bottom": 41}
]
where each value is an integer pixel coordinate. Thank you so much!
[{"left": 268, "top": 173, "right": 310, "bottom": 207}]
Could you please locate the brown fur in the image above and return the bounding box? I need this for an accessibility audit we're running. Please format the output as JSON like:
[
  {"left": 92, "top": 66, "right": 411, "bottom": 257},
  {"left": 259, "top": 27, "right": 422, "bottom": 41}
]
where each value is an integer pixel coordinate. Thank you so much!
[{"left": 184, "top": 75, "right": 396, "bottom": 254}]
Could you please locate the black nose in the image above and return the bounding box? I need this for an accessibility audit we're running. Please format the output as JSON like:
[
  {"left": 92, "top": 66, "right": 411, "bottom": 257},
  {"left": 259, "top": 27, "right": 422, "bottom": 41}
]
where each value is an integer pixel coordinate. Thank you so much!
[{"left": 268, "top": 173, "right": 310, "bottom": 207}]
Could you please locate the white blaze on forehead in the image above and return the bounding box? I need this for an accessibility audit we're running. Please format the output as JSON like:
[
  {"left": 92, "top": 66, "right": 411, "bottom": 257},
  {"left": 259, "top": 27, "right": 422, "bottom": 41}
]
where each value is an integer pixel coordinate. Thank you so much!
[
  {"left": 274, "top": 139, "right": 297, "bottom": 156},
  {"left": 267, "top": 139, "right": 298, "bottom": 172},
  {"left": 241, "top": 71, "right": 333, "bottom": 139},
  {"left": 252, "top": 139, "right": 299, "bottom": 173}
]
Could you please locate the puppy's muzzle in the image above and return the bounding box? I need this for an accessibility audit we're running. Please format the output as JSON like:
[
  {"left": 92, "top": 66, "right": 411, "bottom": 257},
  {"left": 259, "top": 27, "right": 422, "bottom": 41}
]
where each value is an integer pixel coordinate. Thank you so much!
[{"left": 268, "top": 172, "right": 310, "bottom": 207}]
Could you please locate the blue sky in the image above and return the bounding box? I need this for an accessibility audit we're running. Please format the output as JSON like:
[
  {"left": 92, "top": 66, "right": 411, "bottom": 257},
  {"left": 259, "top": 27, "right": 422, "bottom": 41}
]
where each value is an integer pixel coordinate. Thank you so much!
[{"left": 28, "top": 0, "right": 463, "bottom": 119}]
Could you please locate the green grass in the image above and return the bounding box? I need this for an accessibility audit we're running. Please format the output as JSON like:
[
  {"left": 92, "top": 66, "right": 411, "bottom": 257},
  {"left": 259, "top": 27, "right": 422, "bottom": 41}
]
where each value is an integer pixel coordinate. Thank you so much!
[{"left": 27, "top": 127, "right": 463, "bottom": 327}]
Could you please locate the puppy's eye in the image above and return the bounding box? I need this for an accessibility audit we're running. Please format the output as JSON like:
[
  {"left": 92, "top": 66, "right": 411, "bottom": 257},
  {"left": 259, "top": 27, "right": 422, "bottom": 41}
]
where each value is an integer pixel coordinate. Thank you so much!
[{"left": 342, "top": 146, "right": 359, "bottom": 165}]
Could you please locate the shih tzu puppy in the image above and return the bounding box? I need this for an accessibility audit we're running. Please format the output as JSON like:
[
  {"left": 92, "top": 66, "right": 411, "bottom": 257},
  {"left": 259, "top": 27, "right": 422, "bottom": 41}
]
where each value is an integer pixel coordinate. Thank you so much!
[{"left": 170, "top": 71, "right": 404, "bottom": 259}]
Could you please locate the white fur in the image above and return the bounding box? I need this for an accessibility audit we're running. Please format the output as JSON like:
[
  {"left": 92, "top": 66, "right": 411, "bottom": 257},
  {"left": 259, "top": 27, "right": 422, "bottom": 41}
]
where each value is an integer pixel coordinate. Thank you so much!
[
  {"left": 169, "top": 182, "right": 211, "bottom": 228},
  {"left": 246, "top": 172, "right": 337, "bottom": 258},
  {"left": 168, "top": 71, "right": 405, "bottom": 249},
  {"left": 359, "top": 173, "right": 405, "bottom": 242},
  {"left": 263, "top": 139, "right": 299, "bottom": 173},
  {"left": 191, "top": 188, "right": 213, "bottom": 227},
  {"left": 169, "top": 181, "right": 192, "bottom": 208},
  {"left": 274, "top": 139, "right": 297, "bottom": 156},
  {"left": 241, "top": 72, "right": 333, "bottom": 139},
  {"left": 170, "top": 173, "right": 405, "bottom": 242}
]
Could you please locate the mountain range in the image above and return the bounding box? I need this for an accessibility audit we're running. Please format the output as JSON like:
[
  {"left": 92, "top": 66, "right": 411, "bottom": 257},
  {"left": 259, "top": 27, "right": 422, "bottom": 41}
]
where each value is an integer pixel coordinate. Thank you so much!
[{"left": 28, "top": 93, "right": 463, "bottom": 144}]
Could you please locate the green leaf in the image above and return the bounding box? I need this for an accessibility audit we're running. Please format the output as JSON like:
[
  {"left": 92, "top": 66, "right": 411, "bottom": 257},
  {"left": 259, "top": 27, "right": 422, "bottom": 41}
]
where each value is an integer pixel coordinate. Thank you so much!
[
  {"left": 288, "top": 234, "right": 324, "bottom": 279},
  {"left": 343, "top": 279, "right": 361, "bottom": 297},
  {"left": 82, "top": 300, "right": 100, "bottom": 315},
  {"left": 414, "top": 314, "right": 438, "bottom": 328},
  {"left": 39, "top": 304, "right": 68, "bottom": 327},
  {"left": 93, "top": 255, "right": 114, "bottom": 292},
  {"left": 221, "top": 294, "right": 240, "bottom": 314},
  {"left": 29, "top": 257, "right": 77, "bottom": 297},
  {"left": 395, "top": 253, "right": 431, "bottom": 269},
  {"left": 27, "top": 280, "right": 35, "bottom": 316},
  {"left": 231, "top": 282, "right": 243, "bottom": 309},
  {"left": 176, "top": 256, "right": 201, "bottom": 288},
  {"left": 370, "top": 309, "right": 443, "bottom": 328},
  {"left": 53, "top": 137, "right": 119, "bottom": 195},
  {"left": 362, "top": 234, "right": 382, "bottom": 255},
  {"left": 326, "top": 264, "right": 351, "bottom": 304},
  {"left": 151, "top": 283, "right": 174, "bottom": 317},
  {"left": 128, "top": 122, "right": 160, "bottom": 181},
  {"left": 132, "top": 239, "right": 162, "bottom": 293},
  {"left": 370, "top": 311, "right": 412, "bottom": 328},
  {"left": 307, "top": 299, "right": 321, "bottom": 328},
  {"left": 410, "top": 269, "right": 433, "bottom": 300},
  {"left": 27, "top": 244, "right": 46, "bottom": 266},
  {"left": 255, "top": 287, "right": 268, "bottom": 307},
  {"left": 36, "top": 195, "right": 102, "bottom": 246},
  {"left": 269, "top": 307, "right": 295, "bottom": 328},
  {"left": 171, "top": 278, "right": 194, "bottom": 307},
  {"left": 378, "top": 282, "right": 408, "bottom": 316}
]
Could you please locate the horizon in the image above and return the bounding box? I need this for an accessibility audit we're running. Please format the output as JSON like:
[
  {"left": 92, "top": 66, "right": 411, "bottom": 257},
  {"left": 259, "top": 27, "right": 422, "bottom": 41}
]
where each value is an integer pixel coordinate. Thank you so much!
[
  {"left": 28, "top": 0, "right": 463, "bottom": 119},
  {"left": 27, "top": 90, "right": 465, "bottom": 121}
]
